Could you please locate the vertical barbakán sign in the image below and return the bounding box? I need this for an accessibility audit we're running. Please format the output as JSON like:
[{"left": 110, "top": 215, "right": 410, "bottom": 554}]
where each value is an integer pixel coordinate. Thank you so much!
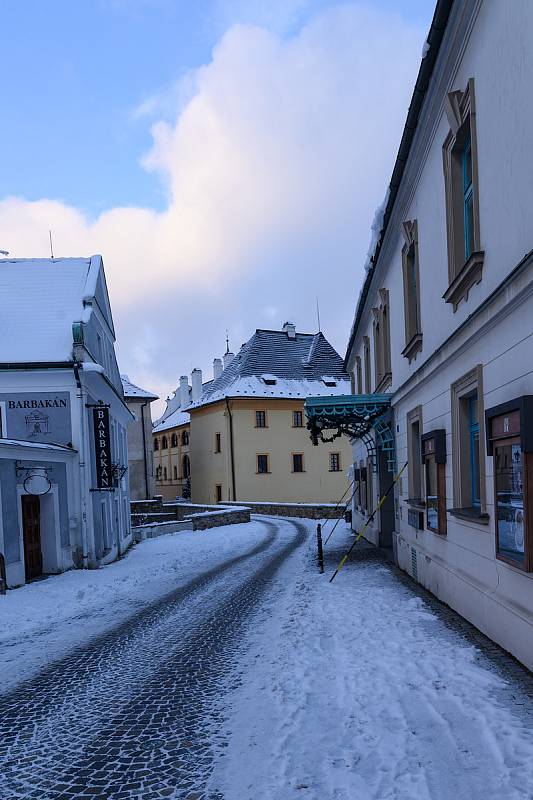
[{"left": 93, "top": 406, "right": 112, "bottom": 489}]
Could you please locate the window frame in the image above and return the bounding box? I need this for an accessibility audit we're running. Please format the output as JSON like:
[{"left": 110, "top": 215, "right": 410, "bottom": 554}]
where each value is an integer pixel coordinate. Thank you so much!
[
  {"left": 292, "top": 410, "right": 303, "bottom": 428},
  {"left": 422, "top": 429, "right": 447, "bottom": 535},
  {"left": 292, "top": 452, "right": 305, "bottom": 473},
  {"left": 215, "top": 484, "right": 222, "bottom": 503},
  {"left": 407, "top": 405, "right": 423, "bottom": 505},
  {"left": 256, "top": 453, "right": 270, "bottom": 474},
  {"left": 372, "top": 288, "right": 392, "bottom": 392},
  {"left": 450, "top": 366, "right": 487, "bottom": 520},
  {"left": 171, "top": 432, "right": 178, "bottom": 448},
  {"left": 401, "top": 220, "right": 422, "bottom": 362},
  {"left": 329, "top": 452, "right": 341, "bottom": 472},
  {"left": 255, "top": 410, "right": 267, "bottom": 429},
  {"left": 442, "top": 78, "right": 484, "bottom": 311},
  {"left": 355, "top": 356, "right": 363, "bottom": 394},
  {"left": 161, "top": 435, "right": 168, "bottom": 450},
  {"left": 363, "top": 337, "right": 371, "bottom": 394},
  {"left": 154, "top": 438, "right": 159, "bottom": 451},
  {"left": 215, "top": 432, "right": 221, "bottom": 453}
]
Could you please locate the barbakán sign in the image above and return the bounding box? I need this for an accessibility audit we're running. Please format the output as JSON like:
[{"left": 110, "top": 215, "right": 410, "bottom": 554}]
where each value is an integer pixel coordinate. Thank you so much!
[{"left": 93, "top": 407, "right": 112, "bottom": 489}]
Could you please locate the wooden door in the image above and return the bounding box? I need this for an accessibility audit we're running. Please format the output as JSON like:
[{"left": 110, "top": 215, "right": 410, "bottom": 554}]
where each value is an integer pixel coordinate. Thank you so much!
[{"left": 22, "top": 495, "right": 42, "bottom": 581}]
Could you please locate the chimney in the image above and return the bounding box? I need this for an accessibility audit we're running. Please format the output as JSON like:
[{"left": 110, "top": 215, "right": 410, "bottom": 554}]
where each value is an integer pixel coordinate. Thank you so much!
[
  {"left": 213, "top": 358, "right": 223, "bottom": 380},
  {"left": 283, "top": 321, "right": 296, "bottom": 339},
  {"left": 223, "top": 351, "right": 234, "bottom": 369},
  {"left": 191, "top": 368, "right": 202, "bottom": 403},
  {"left": 179, "top": 375, "right": 189, "bottom": 409}
]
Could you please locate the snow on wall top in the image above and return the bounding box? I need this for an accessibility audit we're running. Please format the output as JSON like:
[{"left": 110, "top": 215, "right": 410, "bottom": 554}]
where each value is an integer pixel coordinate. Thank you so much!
[
  {"left": 0, "top": 256, "right": 101, "bottom": 363},
  {"left": 121, "top": 375, "right": 159, "bottom": 401}
]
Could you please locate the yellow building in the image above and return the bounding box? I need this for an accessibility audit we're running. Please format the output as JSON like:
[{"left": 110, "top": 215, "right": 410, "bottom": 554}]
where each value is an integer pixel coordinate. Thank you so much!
[{"left": 154, "top": 323, "right": 352, "bottom": 505}]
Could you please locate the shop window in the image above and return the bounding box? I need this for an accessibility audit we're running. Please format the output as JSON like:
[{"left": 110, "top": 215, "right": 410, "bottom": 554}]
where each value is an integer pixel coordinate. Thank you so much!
[
  {"left": 154, "top": 438, "right": 159, "bottom": 451},
  {"left": 330, "top": 453, "right": 341, "bottom": 472},
  {"left": 171, "top": 433, "right": 178, "bottom": 448},
  {"left": 401, "top": 220, "right": 422, "bottom": 362},
  {"left": 215, "top": 484, "right": 222, "bottom": 503},
  {"left": 450, "top": 366, "right": 487, "bottom": 520},
  {"left": 293, "top": 410, "right": 303, "bottom": 428},
  {"left": 292, "top": 453, "right": 304, "bottom": 473},
  {"left": 442, "top": 79, "right": 484, "bottom": 310},
  {"left": 422, "top": 430, "right": 447, "bottom": 535},
  {"left": 215, "top": 432, "right": 221, "bottom": 453},
  {"left": 407, "top": 406, "right": 423, "bottom": 504},
  {"left": 486, "top": 397, "right": 533, "bottom": 571},
  {"left": 257, "top": 454, "right": 269, "bottom": 474},
  {"left": 255, "top": 410, "right": 267, "bottom": 428}
]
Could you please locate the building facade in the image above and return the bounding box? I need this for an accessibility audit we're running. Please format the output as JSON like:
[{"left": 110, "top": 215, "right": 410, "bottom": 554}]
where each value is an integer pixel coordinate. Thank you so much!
[
  {"left": 333, "top": 0, "right": 533, "bottom": 668},
  {"left": 122, "top": 376, "right": 158, "bottom": 500},
  {"left": 0, "top": 256, "right": 133, "bottom": 587},
  {"left": 154, "top": 324, "right": 353, "bottom": 505}
]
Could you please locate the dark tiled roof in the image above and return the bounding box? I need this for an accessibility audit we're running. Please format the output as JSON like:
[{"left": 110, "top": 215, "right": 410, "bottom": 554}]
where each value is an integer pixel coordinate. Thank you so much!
[{"left": 201, "top": 329, "right": 348, "bottom": 401}]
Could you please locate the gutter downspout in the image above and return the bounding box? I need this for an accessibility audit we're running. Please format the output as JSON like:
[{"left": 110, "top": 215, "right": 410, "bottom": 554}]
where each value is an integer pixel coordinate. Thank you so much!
[
  {"left": 73, "top": 363, "right": 89, "bottom": 568},
  {"left": 140, "top": 400, "right": 150, "bottom": 499},
  {"left": 225, "top": 398, "right": 237, "bottom": 501}
]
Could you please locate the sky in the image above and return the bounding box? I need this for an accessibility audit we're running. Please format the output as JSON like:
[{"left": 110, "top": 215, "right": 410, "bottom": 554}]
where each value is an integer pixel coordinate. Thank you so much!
[{"left": 0, "top": 0, "right": 434, "bottom": 415}]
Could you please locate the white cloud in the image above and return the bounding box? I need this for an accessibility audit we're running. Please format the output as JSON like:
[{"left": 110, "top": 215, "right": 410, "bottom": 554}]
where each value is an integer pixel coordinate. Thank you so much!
[{"left": 0, "top": 4, "right": 424, "bottom": 416}]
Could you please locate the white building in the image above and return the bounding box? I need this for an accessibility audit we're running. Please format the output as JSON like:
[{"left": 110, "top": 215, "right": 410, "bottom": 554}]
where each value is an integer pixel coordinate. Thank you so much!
[
  {"left": 307, "top": 0, "right": 533, "bottom": 669},
  {"left": 0, "top": 256, "right": 133, "bottom": 587},
  {"left": 121, "top": 376, "right": 158, "bottom": 500}
]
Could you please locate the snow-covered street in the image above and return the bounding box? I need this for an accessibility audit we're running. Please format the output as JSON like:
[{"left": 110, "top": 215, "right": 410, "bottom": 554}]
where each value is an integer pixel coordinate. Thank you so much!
[{"left": 2, "top": 518, "right": 533, "bottom": 799}]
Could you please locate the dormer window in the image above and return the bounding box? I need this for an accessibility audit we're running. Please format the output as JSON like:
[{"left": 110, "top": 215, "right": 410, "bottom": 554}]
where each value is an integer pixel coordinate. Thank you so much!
[
  {"left": 261, "top": 374, "right": 277, "bottom": 386},
  {"left": 322, "top": 378, "right": 337, "bottom": 387}
]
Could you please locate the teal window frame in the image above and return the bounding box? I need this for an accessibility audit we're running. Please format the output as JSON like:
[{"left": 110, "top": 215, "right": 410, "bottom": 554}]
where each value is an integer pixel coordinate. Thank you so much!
[
  {"left": 462, "top": 135, "right": 474, "bottom": 260},
  {"left": 469, "top": 393, "right": 480, "bottom": 507}
]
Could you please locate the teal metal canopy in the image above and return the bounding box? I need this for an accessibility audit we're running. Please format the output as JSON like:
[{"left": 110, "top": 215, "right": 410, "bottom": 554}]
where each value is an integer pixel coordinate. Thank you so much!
[{"left": 305, "top": 394, "right": 395, "bottom": 472}]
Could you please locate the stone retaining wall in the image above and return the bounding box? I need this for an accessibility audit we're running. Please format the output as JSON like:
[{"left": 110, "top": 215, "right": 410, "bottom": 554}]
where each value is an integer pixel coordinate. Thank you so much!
[
  {"left": 224, "top": 501, "right": 346, "bottom": 520},
  {"left": 130, "top": 498, "right": 250, "bottom": 532}
]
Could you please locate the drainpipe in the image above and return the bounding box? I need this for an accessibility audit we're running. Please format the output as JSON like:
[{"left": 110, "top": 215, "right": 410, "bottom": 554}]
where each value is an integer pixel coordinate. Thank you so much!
[
  {"left": 140, "top": 400, "right": 150, "bottom": 499},
  {"left": 225, "top": 397, "right": 237, "bottom": 501},
  {"left": 73, "top": 363, "right": 89, "bottom": 568}
]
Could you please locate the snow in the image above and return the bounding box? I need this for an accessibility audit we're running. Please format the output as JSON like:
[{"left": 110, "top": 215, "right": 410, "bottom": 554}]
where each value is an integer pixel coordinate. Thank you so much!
[
  {"left": 153, "top": 407, "right": 190, "bottom": 432},
  {"left": 0, "top": 256, "right": 99, "bottom": 363},
  {"left": 0, "top": 521, "right": 271, "bottom": 693},
  {"left": 421, "top": 40, "right": 430, "bottom": 58},
  {"left": 188, "top": 375, "right": 351, "bottom": 407},
  {"left": 0, "top": 439, "right": 75, "bottom": 452},
  {"left": 209, "top": 522, "right": 533, "bottom": 799},
  {"left": 121, "top": 374, "right": 158, "bottom": 400},
  {"left": 80, "top": 361, "right": 104, "bottom": 373}
]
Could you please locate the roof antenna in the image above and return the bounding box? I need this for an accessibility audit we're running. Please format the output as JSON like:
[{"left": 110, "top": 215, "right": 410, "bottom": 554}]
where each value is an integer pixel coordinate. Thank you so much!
[
  {"left": 225, "top": 329, "right": 230, "bottom": 354},
  {"left": 316, "top": 296, "right": 321, "bottom": 333},
  {"left": 49, "top": 230, "right": 54, "bottom": 259}
]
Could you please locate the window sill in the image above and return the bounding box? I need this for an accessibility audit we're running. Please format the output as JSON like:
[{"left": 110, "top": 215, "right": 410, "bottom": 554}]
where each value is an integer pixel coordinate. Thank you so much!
[
  {"left": 292, "top": 471, "right": 306, "bottom": 474},
  {"left": 329, "top": 469, "right": 341, "bottom": 473},
  {"left": 401, "top": 333, "right": 423, "bottom": 364},
  {"left": 448, "top": 507, "right": 489, "bottom": 525},
  {"left": 443, "top": 250, "right": 484, "bottom": 311},
  {"left": 256, "top": 472, "right": 271, "bottom": 475}
]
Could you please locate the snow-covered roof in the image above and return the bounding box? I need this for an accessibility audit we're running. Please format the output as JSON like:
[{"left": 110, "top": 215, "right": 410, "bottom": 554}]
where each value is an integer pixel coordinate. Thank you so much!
[
  {"left": 153, "top": 409, "right": 190, "bottom": 433},
  {"left": 121, "top": 375, "right": 159, "bottom": 401},
  {"left": 0, "top": 439, "right": 77, "bottom": 453},
  {"left": 189, "top": 329, "right": 350, "bottom": 409},
  {"left": 0, "top": 256, "right": 103, "bottom": 363}
]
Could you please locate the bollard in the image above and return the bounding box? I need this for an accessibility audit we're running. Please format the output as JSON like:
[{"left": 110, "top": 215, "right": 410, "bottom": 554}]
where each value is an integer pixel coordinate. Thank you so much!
[
  {"left": 0, "top": 553, "right": 6, "bottom": 595},
  {"left": 316, "top": 523, "right": 324, "bottom": 574}
]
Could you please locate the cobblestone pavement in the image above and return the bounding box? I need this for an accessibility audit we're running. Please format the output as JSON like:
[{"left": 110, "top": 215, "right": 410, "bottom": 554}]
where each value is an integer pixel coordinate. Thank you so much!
[{"left": 0, "top": 519, "right": 307, "bottom": 800}]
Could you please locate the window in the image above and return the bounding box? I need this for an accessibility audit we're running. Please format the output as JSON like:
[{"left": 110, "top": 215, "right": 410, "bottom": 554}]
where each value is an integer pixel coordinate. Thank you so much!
[
  {"left": 156, "top": 465, "right": 162, "bottom": 480},
  {"left": 451, "top": 366, "right": 486, "bottom": 518},
  {"left": 173, "top": 465, "right": 178, "bottom": 480},
  {"left": 154, "top": 438, "right": 159, "bottom": 451},
  {"left": 355, "top": 356, "right": 363, "bottom": 394},
  {"left": 407, "top": 406, "right": 423, "bottom": 503},
  {"left": 255, "top": 410, "right": 267, "bottom": 428},
  {"left": 161, "top": 435, "right": 168, "bottom": 450},
  {"left": 215, "top": 432, "right": 221, "bottom": 453},
  {"left": 292, "top": 453, "right": 304, "bottom": 473},
  {"left": 442, "top": 79, "right": 484, "bottom": 310},
  {"left": 330, "top": 453, "right": 341, "bottom": 472},
  {"left": 401, "top": 220, "right": 422, "bottom": 362},
  {"left": 486, "top": 397, "right": 533, "bottom": 572},
  {"left": 293, "top": 410, "right": 303, "bottom": 428},
  {"left": 171, "top": 433, "right": 178, "bottom": 448},
  {"left": 422, "top": 430, "right": 447, "bottom": 535},
  {"left": 359, "top": 463, "right": 368, "bottom": 511},
  {"left": 257, "top": 454, "right": 269, "bottom": 474},
  {"left": 372, "top": 289, "right": 391, "bottom": 391},
  {"left": 215, "top": 484, "right": 222, "bottom": 503},
  {"left": 363, "top": 337, "right": 371, "bottom": 394},
  {"left": 182, "top": 430, "right": 189, "bottom": 446},
  {"left": 182, "top": 454, "right": 190, "bottom": 479},
  {"left": 163, "top": 467, "right": 167, "bottom": 481}
]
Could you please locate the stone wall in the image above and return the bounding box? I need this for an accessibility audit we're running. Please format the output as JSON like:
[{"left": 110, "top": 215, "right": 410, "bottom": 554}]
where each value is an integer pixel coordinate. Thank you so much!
[
  {"left": 130, "top": 497, "right": 250, "bottom": 532},
  {"left": 224, "top": 501, "right": 346, "bottom": 520}
]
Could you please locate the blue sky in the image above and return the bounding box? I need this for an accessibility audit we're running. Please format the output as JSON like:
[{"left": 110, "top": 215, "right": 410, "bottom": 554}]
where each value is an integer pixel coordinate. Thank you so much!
[{"left": 1, "top": 0, "right": 434, "bottom": 409}]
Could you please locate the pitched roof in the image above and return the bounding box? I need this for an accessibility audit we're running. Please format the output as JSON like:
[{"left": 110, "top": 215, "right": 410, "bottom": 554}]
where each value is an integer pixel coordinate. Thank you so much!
[
  {"left": 0, "top": 255, "right": 105, "bottom": 363},
  {"left": 121, "top": 375, "right": 159, "bottom": 401},
  {"left": 153, "top": 409, "right": 190, "bottom": 433},
  {"left": 190, "top": 329, "right": 350, "bottom": 408}
]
